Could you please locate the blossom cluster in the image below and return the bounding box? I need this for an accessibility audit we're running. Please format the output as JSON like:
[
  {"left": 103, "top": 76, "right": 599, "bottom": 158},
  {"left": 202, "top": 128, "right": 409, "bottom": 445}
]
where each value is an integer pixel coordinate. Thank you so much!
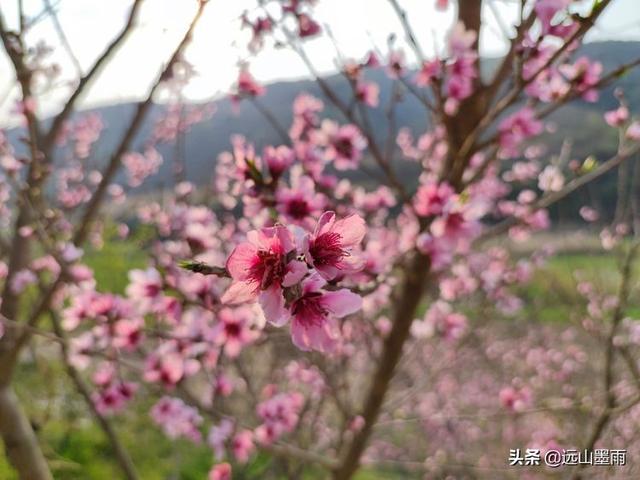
[
  {"left": 4, "top": 1, "right": 640, "bottom": 479},
  {"left": 222, "top": 211, "right": 364, "bottom": 352}
]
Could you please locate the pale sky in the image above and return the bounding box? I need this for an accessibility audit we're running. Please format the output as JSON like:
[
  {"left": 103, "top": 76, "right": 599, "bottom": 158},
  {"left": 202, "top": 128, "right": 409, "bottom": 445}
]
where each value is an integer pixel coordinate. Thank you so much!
[{"left": 0, "top": 0, "right": 639, "bottom": 122}]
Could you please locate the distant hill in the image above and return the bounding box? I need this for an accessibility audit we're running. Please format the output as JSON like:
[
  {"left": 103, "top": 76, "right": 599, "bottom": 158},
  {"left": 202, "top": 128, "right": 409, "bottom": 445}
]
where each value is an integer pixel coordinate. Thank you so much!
[{"left": 8, "top": 41, "right": 640, "bottom": 221}]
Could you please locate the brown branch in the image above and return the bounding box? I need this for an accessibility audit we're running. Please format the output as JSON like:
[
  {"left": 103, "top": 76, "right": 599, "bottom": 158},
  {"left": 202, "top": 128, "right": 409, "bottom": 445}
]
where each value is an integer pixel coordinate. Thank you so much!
[
  {"left": 249, "top": 96, "right": 291, "bottom": 145},
  {"left": 484, "top": 9, "right": 535, "bottom": 103},
  {"left": 332, "top": 253, "right": 431, "bottom": 479},
  {"left": 0, "top": 0, "right": 209, "bottom": 404},
  {"left": 353, "top": 92, "right": 409, "bottom": 202},
  {"left": 571, "top": 241, "right": 639, "bottom": 479},
  {"left": 476, "top": 143, "right": 640, "bottom": 244},
  {"left": 0, "top": 5, "right": 45, "bottom": 376},
  {"left": 42, "top": 0, "right": 83, "bottom": 76},
  {"left": 0, "top": 386, "right": 52, "bottom": 480},
  {"left": 0, "top": 6, "right": 203, "bottom": 475},
  {"left": 451, "top": 0, "right": 614, "bottom": 174},
  {"left": 179, "top": 260, "right": 230, "bottom": 278},
  {"left": 281, "top": 23, "right": 410, "bottom": 202},
  {"left": 262, "top": 443, "right": 338, "bottom": 470},
  {"left": 49, "top": 312, "right": 140, "bottom": 480},
  {"left": 0, "top": 314, "right": 64, "bottom": 345},
  {"left": 467, "top": 56, "right": 640, "bottom": 161},
  {"left": 535, "top": 57, "right": 640, "bottom": 120},
  {"left": 175, "top": 382, "right": 338, "bottom": 470},
  {"left": 619, "top": 346, "right": 640, "bottom": 392},
  {"left": 73, "top": 0, "right": 209, "bottom": 246},
  {"left": 388, "top": 0, "right": 425, "bottom": 62},
  {"left": 7, "top": 15, "right": 206, "bottom": 384},
  {"left": 0, "top": 14, "right": 51, "bottom": 470},
  {"left": 26, "top": 0, "right": 61, "bottom": 28}
]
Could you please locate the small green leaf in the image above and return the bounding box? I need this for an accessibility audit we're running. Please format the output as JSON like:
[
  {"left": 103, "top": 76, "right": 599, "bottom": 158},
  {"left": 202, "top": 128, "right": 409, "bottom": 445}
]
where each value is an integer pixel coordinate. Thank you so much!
[{"left": 579, "top": 155, "right": 598, "bottom": 174}]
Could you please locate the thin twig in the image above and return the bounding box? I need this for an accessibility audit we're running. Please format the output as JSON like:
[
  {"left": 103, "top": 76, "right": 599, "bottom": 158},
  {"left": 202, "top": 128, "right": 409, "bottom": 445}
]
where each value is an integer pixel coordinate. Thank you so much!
[
  {"left": 43, "top": 0, "right": 146, "bottom": 152},
  {"left": 49, "top": 312, "right": 140, "bottom": 480},
  {"left": 476, "top": 144, "right": 640, "bottom": 244},
  {"left": 42, "top": 0, "right": 83, "bottom": 76}
]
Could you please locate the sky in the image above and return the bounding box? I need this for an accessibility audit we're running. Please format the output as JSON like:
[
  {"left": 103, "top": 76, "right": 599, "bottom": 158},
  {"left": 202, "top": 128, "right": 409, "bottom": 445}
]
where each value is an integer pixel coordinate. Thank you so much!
[{"left": 0, "top": 0, "right": 639, "bottom": 122}]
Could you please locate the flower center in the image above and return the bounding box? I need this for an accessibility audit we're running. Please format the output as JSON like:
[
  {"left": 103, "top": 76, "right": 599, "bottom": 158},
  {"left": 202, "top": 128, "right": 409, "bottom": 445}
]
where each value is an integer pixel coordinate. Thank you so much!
[
  {"left": 144, "top": 283, "right": 161, "bottom": 297},
  {"left": 224, "top": 321, "right": 241, "bottom": 338},
  {"left": 250, "top": 249, "right": 286, "bottom": 290},
  {"left": 334, "top": 137, "right": 353, "bottom": 158},
  {"left": 291, "top": 292, "right": 326, "bottom": 326},
  {"left": 309, "top": 232, "right": 347, "bottom": 267},
  {"left": 286, "top": 198, "right": 310, "bottom": 219}
]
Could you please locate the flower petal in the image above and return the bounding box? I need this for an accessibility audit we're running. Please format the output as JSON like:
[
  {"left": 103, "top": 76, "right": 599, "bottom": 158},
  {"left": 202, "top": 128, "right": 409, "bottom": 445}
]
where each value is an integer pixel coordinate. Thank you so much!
[
  {"left": 290, "top": 319, "right": 312, "bottom": 351},
  {"left": 283, "top": 260, "right": 307, "bottom": 287},
  {"left": 332, "top": 214, "right": 365, "bottom": 246},
  {"left": 226, "top": 243, "right": 257, "bottom": 280},
  {"left": 314, "top": 211, "right": 335, "bottom": 237},
  {"left": 302, "top": 271, "right": 326, "bottom": 293},
  {"left": 315, "top": 264, "right": 339, "bottom": 281},
  {"left": 321, "top": 289, "right": 362, "bottom": 317},
  {"left": 275, "top": 226, "right": 295, "bottom": 252},
  {"left": 221, "top": 281, "right": 257, "bottom": 304},
  {"left": 290, "top": 318, "right": 336, "bottom": 353},
  {"left": 259, "top": 286, "right": 288, "bottom": 326}
]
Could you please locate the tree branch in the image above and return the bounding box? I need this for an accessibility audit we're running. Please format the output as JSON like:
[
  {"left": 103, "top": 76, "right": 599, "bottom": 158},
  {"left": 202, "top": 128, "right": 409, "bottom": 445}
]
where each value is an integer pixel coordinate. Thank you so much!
[
  {"left": 571, "top": 241, "right": 640, "bottom": 479},
  {"left": 73, "top": 0, "right": 209, "bottom": 246},
  {"left": 42, "top": 0, "right": 146, "bottom": 152},
  {"left": 49, "top": 312, "right": 140, "bottom": 480},
  {"left": 476, "top": 144, "right": 640, "bottom": 244},
  {"left": 332, "top": 253, "right": 431, "bottom": 479}
]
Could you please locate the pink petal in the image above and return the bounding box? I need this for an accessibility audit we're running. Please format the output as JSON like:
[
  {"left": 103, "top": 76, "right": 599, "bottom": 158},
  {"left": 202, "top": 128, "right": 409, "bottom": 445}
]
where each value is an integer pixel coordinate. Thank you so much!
[
  {"left": 163, "top": 353, "right": 184, "bottom": 383},
  {"left": 314, "top": 211, "right": 335, "bottom": 237},
  {"left": 290, "top": 319, "right": 336, "bottom": 353},
  {"left": 259, "top": 286, "right": 288, "bottom": 326},
  {"left": 321, "top": 289, "right": 362, "bottom": 317},
  {"left": 315, "top": 264, "right": 339, "bottom": 281},
  {"left": 221, "top": 281, "right": 257, "bottom": 304},
  {"left": 332, "top": 214, "right": 365, "bottom": 246},
  {"left": 283, "top": 260, "right": 307, "bottom": 287},
  {"left": 430, "top": 217, "right": 446, "bottom": 237},
  {"left": 290, "top": 320, "right": 312, "bottom": 351},
  {"left": 275, "top": 226, "right": 295, "bottom": 252},
  {"left": 337, "top": 254, "right": 364, "bottom": 273},
  {"left": 302, "top": 272, "right": 326, "bottom": 293},
  {"left": 225, "top": 339, "right": 241, "bottom": 358},
  {"left": 226, "top": 243, "right": 257, "bottom": 280},
  {"left": 292, "top": 226, "right": 309, "bottom": 253},
  {"left": 255, "top": 228, "right": 280, "bottom": 251},
  {"left": 246, "top": 230, "right": 261, "bottom": 247}
]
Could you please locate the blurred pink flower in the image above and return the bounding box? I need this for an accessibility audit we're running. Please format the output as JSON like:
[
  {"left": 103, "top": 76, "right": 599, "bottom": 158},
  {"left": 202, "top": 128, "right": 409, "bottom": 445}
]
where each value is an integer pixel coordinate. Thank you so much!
[
  {"left": 414, "top": 181, "right": 455, "bottom": 217},
  {"left": 320, "top": 121, "right": 367, "bottom": 170},
  {"left": 209, "top": 463, "right": 231, "bottom": 480},
  {"left": 289, "top": 273, "right": 361, "bottom": 352},
  {"left": 604, "top": 106, "right": 629, "bottom": 127}
]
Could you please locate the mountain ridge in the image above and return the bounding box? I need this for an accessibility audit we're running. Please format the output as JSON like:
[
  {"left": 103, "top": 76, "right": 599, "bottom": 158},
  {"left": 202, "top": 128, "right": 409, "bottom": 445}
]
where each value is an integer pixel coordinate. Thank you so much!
[{"left": 6, "top": 41, "right": 640, "bottom": 219}]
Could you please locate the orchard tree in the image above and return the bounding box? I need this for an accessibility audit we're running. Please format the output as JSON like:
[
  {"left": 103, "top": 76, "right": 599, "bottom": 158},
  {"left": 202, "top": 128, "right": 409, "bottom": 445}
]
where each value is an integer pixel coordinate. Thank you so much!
[{"left": 1, "top": 0, "right": 640, "bottom": 479}]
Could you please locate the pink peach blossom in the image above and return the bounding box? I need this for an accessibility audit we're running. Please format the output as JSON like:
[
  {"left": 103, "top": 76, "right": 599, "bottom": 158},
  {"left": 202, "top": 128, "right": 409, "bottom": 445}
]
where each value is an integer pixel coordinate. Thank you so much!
[
  {"left": 289, "top": 273, "right": 361, "bottom": 352},
  {"left": 604, "top": 106, "right": 629, "bottom": 127},
  {"left": 222, "top": 226, "right": 304, "bottom": 325},
  {"left": 305, "top": 211, "right": 365, "bottom": 280},
  {"left": 320, "top": 121, "right": 367, "bottom": 170},
  {"left": 413, "top": 181, "right": 456, "bottom": 217},
  {"left": 208, "top": 463, "right": 231, "bottom": 480}
]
